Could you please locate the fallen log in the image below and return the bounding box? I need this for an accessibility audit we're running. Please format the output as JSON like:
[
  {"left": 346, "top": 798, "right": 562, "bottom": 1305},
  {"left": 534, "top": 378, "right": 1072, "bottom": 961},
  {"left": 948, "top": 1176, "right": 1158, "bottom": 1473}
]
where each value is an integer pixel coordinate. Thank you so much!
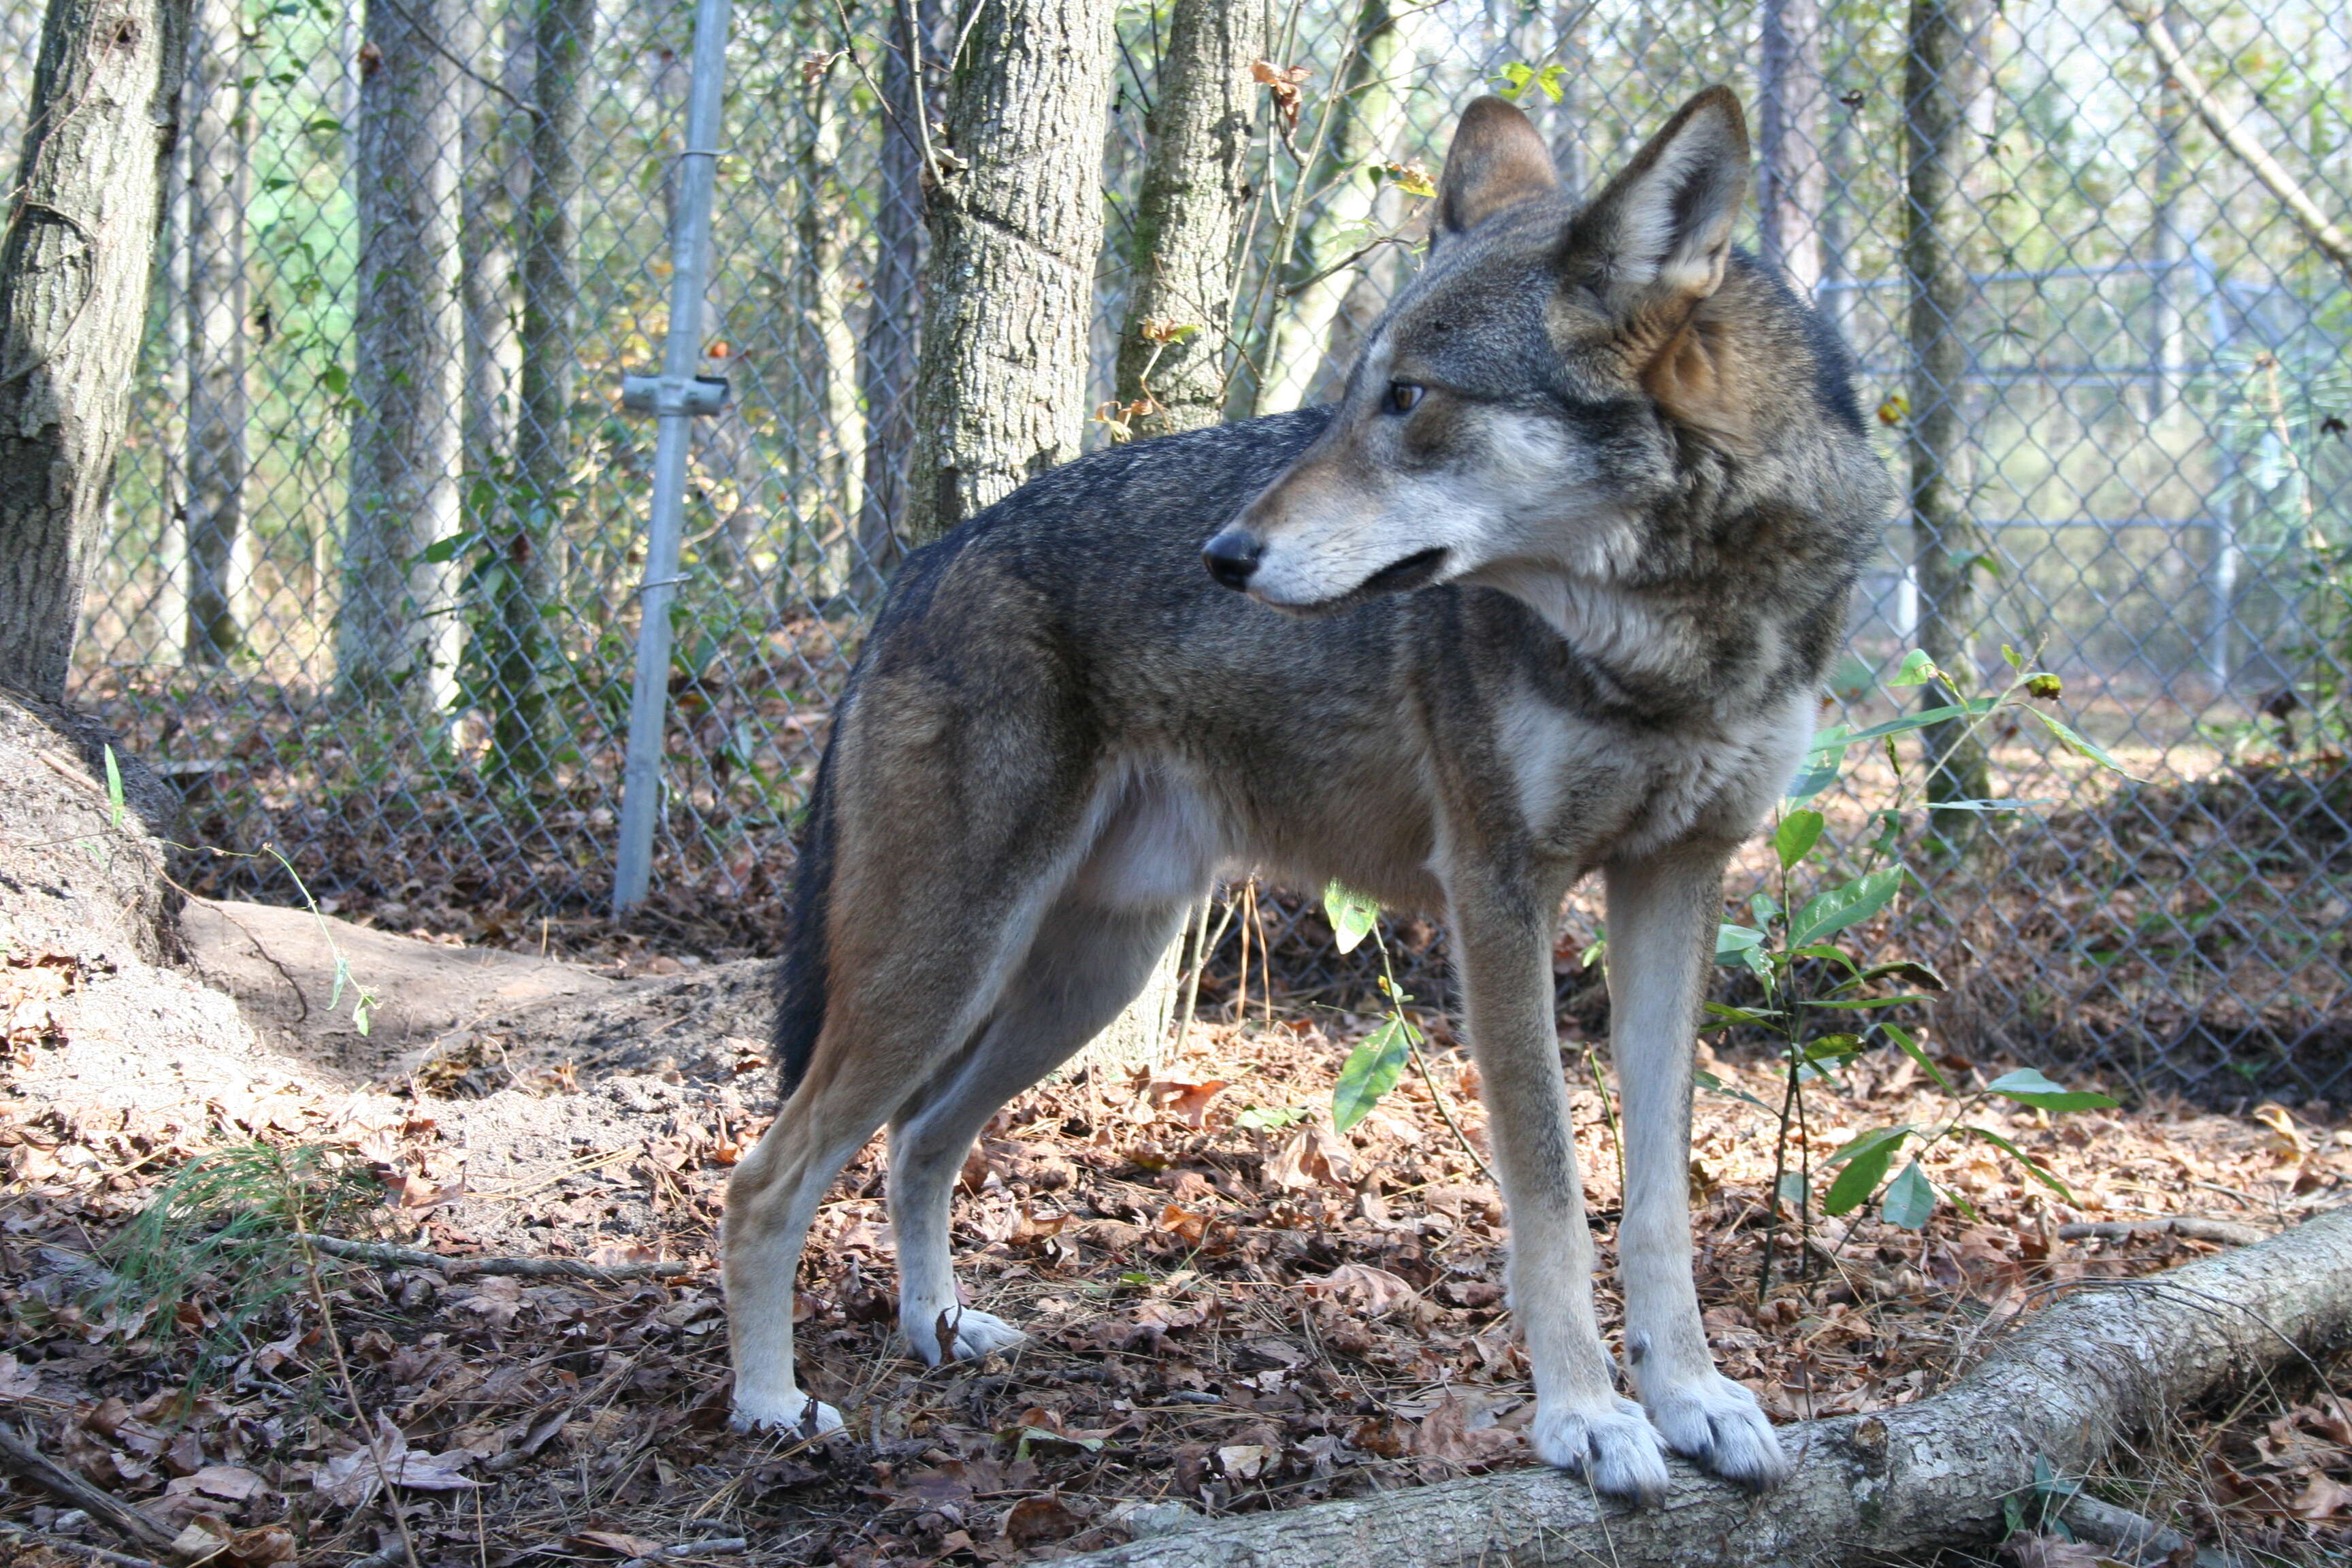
[{"left": 1064, "top": 1204, "right": 2352, "bottom": 1568}]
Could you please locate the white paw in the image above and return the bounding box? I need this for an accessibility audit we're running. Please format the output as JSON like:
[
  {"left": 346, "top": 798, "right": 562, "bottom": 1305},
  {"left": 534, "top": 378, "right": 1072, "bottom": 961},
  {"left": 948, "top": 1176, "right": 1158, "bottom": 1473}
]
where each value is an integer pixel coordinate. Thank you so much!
[
  {"left": 730, "top": 1392, "right": 844, "bottom": 1441},
  {"left": 1642, "top": 1371, "right": 1788, "bottom": 1492},
  {"left": 902, "top": 1305, "right": 1026, "bottom": 1367},
  {"left": 1529, "top": 1395, "right": 1671, "bottom": 1506}
]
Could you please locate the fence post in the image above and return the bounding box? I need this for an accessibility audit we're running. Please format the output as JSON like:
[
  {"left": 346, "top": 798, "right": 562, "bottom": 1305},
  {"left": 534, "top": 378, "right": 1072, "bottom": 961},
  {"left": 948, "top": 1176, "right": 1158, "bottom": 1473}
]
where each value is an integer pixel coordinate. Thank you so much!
[{"left": 613, "top": 0, "right": 734, "bottom": 914}]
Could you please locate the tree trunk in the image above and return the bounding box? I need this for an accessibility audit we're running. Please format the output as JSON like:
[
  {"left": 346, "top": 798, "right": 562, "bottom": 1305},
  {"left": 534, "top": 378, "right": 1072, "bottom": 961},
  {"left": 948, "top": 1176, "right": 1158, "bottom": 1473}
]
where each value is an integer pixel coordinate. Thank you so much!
[
  {"left": 797, "top": 48, "right": 864, "bottom": 602},
  {"left": 852, "top": 0, "right": 943, "bottom": 588},
  {"left": 1111, "top": 0, "right": 1260, "bottom": 437},
  {"left": 2143, "top": 1, "right": 2189, "bottom": 421},
  {"left": 1060, "top": 1205, "right": 2352, "bottom": 1568},
  {"left": 490, "top": 0, "right": 589, "bottom": 785},
  {"left": 337, "top": 0, "right": 464, "bottom": 719},
  {"left": 1758, "top": 0, "right": 1826, "bottom": 297},
  {"left": 459, "top": 0, "right": 523, "bottom": 554},
  {"left": 182, "top": 0, "right": 246, "bottom": 665},
  {"left": 901, "top": 0, "right": 1117, "bottom": 544},
  {"left": 1816, "top": 48, "right": 1858, "bottom": 350},
  {"left": 152, "top": 96, "right": 189, "bottom": 656},
  {"left": 0, "top": 0, "right": 188, "bottom": 704},
  {"left": 1902, "top": 0, "right": 1991, "bottom": 843},
  {"left": 1251, "top": 0, "right": 1403, "bottom": 417}
]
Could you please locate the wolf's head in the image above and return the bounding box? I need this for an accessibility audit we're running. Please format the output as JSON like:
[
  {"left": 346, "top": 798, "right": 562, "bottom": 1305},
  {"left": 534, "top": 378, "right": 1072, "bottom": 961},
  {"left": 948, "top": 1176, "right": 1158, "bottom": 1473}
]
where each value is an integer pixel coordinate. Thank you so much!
[{"left": 1203, "top": 87, "right": 1867, "bottom": 618}]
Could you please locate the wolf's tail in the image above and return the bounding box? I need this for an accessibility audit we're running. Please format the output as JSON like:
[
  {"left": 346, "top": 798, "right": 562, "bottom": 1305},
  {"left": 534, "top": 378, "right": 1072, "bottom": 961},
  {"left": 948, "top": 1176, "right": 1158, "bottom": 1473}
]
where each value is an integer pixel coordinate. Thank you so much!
[{"left": 773, "top": 712, "right": 842, "bottom": 1100}]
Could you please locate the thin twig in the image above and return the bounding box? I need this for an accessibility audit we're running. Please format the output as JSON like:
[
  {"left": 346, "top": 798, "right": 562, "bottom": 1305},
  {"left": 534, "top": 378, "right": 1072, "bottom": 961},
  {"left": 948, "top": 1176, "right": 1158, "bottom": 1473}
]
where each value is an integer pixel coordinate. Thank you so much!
[
  {"left": 616, "top": 1541, "right": 751, "bottom": 1568},
  {"left": 0, "top": 1523, "right": 169, "bottom": 1568},
  {"left": 1580, "top": 1037, "right": 1624, "bottom": 1198},
  {"left": 1275, "top": 233, "right": 1414, "bottom": 299},
  {"left": 1369, "top": 934, "right": 1494, "bottom": 1186},
  {"left": 830, "top": 0, "right": 937, "bottom": 191},
  {"left": 2119, "top": 4, "right": 2352, "bottom": 286},
  {"left": 292, "top": 1231, "right": 695, "bottom": 1281},
  {"left": 373, "top": 0, "right": 532, "bottom": 113},
  {"left": 292, "top": 1230, "right": 424, "bottom": 1568},
  {"left": 2059, "top": 1217, "right": 2268, "bottom": 1247},
  {"left": 1403, "top": 1032, "right": 1495, "bottom": 1188},
  {"left": 0, "top": 1426, "right": 180, "bottom": 1554}
]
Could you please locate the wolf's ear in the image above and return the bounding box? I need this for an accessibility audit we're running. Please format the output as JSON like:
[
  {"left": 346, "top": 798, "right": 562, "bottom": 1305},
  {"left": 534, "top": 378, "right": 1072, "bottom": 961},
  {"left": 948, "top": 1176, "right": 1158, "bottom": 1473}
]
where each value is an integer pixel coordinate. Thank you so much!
[
  {"left": 1563, "top": 86, "right": 1750, "bottom": 310},
  {"left": 1437, "top": 96, "right": 1561, "bottom": 240}
]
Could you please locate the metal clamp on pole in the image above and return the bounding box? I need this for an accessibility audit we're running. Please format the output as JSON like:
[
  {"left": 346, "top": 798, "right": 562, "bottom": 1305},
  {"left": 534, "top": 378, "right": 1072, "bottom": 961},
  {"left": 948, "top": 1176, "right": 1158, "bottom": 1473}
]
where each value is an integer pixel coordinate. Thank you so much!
[
  {"left": 612, "top": 0, "right": 736, "bottom": 917},
  {"left": 620, "top": 373, "right": 731, "bottom": 416}
]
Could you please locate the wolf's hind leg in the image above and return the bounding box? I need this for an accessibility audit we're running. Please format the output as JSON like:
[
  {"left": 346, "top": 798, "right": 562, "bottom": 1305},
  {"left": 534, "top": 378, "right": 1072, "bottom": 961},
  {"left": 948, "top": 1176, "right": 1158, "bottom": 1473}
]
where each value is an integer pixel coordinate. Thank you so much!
[
  {"left": 889, "top": 894, "right": 1193, "bottom": 1365},
  {"left": 1605, "top": 846, "right": 1789, "bottom": 1491},
  {"left": 723, "top": 1041, "right": 906, "bottom": 1435},
  {"left": 727, "top": 838, "right": 1069, "bottom": 1431}
]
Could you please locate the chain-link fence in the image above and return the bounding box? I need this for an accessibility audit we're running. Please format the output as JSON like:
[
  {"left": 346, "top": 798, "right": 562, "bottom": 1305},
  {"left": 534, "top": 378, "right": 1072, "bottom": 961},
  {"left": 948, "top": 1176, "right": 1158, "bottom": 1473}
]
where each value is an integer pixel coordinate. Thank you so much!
[{"left": 10, "top": 0, "right": 2347, "bottom": 1094}]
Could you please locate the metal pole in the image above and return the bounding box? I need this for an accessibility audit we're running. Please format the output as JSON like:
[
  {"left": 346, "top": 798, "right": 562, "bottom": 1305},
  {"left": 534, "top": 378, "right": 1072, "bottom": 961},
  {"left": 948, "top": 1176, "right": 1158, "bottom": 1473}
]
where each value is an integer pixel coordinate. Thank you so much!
[{"left": 614, "top": 0, "right": 734, "bottom": 914}]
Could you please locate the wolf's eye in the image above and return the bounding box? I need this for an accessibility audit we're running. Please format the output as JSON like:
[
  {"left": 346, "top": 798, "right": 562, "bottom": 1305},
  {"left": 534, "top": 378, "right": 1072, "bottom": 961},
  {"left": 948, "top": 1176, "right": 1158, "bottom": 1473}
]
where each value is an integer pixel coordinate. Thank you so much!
[{"left": 1387, "top": 381, "right": 1424, "bottom": 414}]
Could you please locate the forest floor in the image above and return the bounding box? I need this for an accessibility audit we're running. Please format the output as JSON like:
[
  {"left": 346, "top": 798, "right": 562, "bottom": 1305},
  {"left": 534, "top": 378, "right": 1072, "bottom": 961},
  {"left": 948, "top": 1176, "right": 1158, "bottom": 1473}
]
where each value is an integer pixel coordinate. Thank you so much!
[
  {"left": 2, "top": 700, "right": 2350, "bottom": 1568},
  {"left": 3, "top": 905, "right": 2351, "bottom": 1568}
]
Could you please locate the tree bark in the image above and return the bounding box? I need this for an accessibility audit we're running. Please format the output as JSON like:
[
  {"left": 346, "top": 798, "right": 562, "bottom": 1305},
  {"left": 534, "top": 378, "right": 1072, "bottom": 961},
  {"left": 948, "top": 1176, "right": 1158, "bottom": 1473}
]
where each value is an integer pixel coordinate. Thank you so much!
[
  {"left": 1060, "top": 1203, "right": 2352, "bottom": 1568},
  {"left": 151, "top": 95, "right": 189, "bottom": 655},
  {"left": 852, "top": 0, "right": 943, "bottom": 587},
  {"left": 1252, "top": 0, "right": 1403, "bottom": 417},
  {"left": 459, "top": 0, "right": 523, "bottom": 556},
  {"left": 337, "top": 0, "right": 464, "bottom": 719},
  {"left": 1816, "top": 52, "right": 1858, "bottom": 350},
  {"left": 1902, "top": 0, "right": 1991, "bottom": 845},
  {"left": 900, "top": 0, "right": 1117, "bottom": 544},
  {"left": 1758, "top": 0, "right": 1826, "bottom": 297},
  {"left": 489, "top": 0, "right": 590, "bottom": 785},
  {"left": 182, "top": 0, "right": 245, "bottom": 665},
  {"left": 0, "top": 0, "right": 186, "bottom": 704},
  {"left": 796, "top": 46, "right": 864, "bottom": 602},
  {"left": 2141, "top": 2, "right": 2189, "bottom": 421},
  {"left": 1112, "top": 0, "right": 1260, "bottom": 437}
]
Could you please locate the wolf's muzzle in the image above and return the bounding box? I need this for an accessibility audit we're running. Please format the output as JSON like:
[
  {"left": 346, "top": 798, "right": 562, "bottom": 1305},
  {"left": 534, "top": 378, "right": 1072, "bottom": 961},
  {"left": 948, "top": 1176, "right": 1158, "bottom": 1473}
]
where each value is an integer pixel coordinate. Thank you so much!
[{"left": 1200, "top": 528, "right": 1264, "bottom": 591}]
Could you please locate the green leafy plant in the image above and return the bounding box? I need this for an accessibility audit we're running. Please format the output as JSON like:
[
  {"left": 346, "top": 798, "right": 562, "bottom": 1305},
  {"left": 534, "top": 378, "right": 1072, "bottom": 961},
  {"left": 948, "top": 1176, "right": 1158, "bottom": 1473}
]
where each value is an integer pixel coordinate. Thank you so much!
[
  {"left": 102, "top": 1140, "right": 376, "bottom": 1387},
  {"left": 1716, "top": 647, "right": 2123, "bottom": 1295},
  {"left": 1491, "top": 60, "right": 1568, "bottom": 104},
  {"left": 1322, "top": 883, "right": 1492, "bottom": 1182}
]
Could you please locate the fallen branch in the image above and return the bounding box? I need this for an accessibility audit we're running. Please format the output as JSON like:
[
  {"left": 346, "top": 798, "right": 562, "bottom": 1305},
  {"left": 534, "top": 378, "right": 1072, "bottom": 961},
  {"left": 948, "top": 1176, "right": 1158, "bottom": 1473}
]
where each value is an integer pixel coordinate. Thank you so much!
[
  {"left": 617, "top": 1539, "right": 751, "bottom": 1567},
  {"left": 1062, "top": 1204, "right": 2352, "bottom": 1567},
  {"left": 2057, "top": 1492, "right": 2234, "bottom": 1568},
  {"left": 2059, "top": 1216, "right": 2268, "bottom": 1247},
  {"left": 0, "top": 1524, "right": 170, "bottom": 1568},
  {"left": 0, "top": 1426, "right": 182, "bottom": 1555},
  {"left": 295, "top": 1233, "right": 694, "bottom": 1283},
  {"left": 2117, "top": 3, "right": 2352, "bottom": 287}
]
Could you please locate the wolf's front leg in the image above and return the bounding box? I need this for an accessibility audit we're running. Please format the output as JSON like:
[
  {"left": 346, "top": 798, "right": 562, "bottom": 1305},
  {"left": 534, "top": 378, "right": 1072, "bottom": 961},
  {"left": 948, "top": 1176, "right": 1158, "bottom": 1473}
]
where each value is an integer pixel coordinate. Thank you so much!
[
  {"left": 1451, "top": 878, "right": 1671, "bottom": 1505},
  {"left": 1603, "top": 847, "right": 1789, "bottom": 1490}
]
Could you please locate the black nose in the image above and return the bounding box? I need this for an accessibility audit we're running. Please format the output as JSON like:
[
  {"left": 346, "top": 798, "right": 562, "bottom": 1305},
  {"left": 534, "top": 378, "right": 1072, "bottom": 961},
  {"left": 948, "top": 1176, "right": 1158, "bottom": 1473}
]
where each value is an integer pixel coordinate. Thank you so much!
[{"left": 1200, "top": 529, "right": 1263, "bottom": 591}]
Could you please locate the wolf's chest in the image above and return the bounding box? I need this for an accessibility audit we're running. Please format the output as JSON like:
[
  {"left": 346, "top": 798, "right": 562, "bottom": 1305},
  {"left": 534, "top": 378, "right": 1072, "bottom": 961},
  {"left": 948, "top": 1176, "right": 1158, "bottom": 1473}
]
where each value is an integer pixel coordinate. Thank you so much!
[{"left": 1497, "top": 690, "right": 1808, "bottom": 862}]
